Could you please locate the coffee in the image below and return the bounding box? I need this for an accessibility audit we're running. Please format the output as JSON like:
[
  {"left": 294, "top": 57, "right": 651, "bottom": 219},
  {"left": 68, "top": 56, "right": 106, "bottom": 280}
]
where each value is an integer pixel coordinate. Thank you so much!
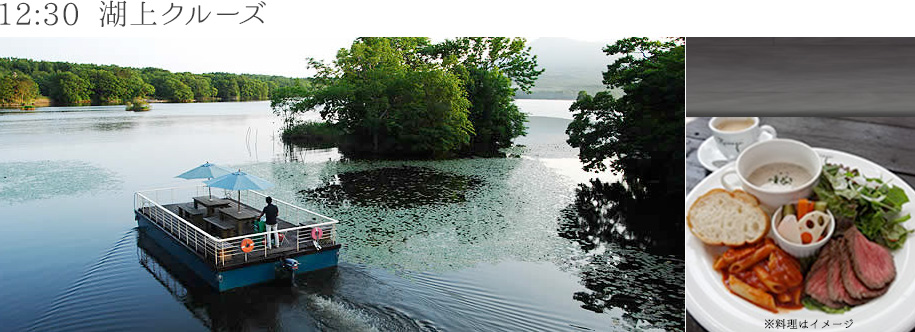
[
  {"left": 715, "top": 118, "right": 755, "bottom": 132},
  {"left": 708, "top": 116, "right": 776, "bottom": 160},
  {"left": 747, "top": 162, "right": 813, "bottom": 190}
]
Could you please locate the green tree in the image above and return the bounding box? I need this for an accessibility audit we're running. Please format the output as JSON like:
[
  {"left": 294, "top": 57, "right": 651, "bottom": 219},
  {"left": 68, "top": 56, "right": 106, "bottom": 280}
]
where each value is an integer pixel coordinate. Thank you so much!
[
  {"left": 382, "top": 68, "right": 472, "bottom": 155},
  {"left": 47, "top": 72, "right": 91, "bottom": 105},
  {"left": 83, "top": 69, "right": 126, "bottom": 104},
  {"left": 460, "top": 67, "right": 527, "bottom": 156},
  {"left": 271, "top": 84, "right": 311, "bottom": 128},
  {"left": 237, "top": 76, "right": 268, "bottom": 101},
  {"left": 0, "top": 73, "right": 40, "bottom": 105},
  {"left": 427, "top": 37, "right": 543, "bottom": 92},
  {"left": 178, "top": 73, "right": 216, "bottom": 101},
  {"left": 31, "top": 70, "right": 54, "bottom": 96},
  {"left": 566, "top": 37, "right": 684, "bottom": 202},
  {"left": 160, "top": 78, "right": 194, "bottom": 102},
  {"left": 119, "top": 70, "right": 154, "bottom": 101},
  {"left": 0, "top": 58, "right": 295, "bottom": 105},
  {"left": 273, "top": 37, "right": 473, "bottom": 158},
  {"left": 210, "top": 74, "right": 240, "bottom": 101},
  {"left": 423, "top": 37, "right": 542, "bottom": 156}
]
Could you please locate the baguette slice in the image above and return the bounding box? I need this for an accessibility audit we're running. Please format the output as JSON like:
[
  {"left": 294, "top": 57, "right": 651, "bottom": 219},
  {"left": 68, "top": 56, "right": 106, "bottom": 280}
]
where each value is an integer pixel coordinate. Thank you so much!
[{"left": 688, "top": 189, "right": 769, "bottom": 246}]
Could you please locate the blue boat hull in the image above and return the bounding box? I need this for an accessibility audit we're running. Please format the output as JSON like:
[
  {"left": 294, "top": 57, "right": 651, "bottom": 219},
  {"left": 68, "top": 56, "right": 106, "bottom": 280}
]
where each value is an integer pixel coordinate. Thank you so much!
[{"left": 136, "top": 211, "right": 339, "bottom": 291}]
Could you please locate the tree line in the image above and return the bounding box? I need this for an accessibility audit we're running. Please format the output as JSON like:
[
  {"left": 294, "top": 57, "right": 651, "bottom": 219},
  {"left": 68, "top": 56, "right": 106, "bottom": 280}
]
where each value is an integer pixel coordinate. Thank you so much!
[
  {"left": 0, "top": 57, "right": 306, "bottom": 106},
  {"left": 559, "top": 38, "right": 684, "bottom": 321},
  {"left": 567, "top": 37, "right": 684, "bottom": 204},
  {"left": 271, "top": 37, "right": 542, "bottom": 159},
  {"left": 564, "top": 37, "right": 685, "bottom": 252}
]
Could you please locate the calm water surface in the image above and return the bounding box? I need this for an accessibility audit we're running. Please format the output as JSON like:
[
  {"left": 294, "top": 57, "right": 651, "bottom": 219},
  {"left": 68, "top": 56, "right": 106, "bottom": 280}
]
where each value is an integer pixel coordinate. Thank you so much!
[{"left": 0, "top": 100, "right": 683, "bottom": 331}]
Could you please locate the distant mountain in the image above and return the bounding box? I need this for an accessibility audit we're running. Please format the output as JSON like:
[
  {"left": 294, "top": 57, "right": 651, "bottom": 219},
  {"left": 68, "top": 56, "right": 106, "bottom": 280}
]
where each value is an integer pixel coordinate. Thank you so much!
[{"left": 518, "top": 38, "right": 618, "bottom": 100}]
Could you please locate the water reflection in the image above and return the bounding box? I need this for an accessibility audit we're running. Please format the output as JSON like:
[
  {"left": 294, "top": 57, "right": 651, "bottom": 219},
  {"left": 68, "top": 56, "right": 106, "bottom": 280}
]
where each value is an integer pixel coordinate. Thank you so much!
[
  {"left": 93, "top": 121, "right": 136, "bottom": 131},
  {"left": 299, "top": 166, "right": 484, "bottom": 208},
  {"left": 558, "top": 179, "right": 684, "bottom": 331},
  {"left": 134, "top": 229, "right": 439, "bottom": 331},
  {"left": 135, "top": 229, "right": 323, "bottom": 330},
  {"left": 282, "top": 136, "right": 339, "bottom": 150},
  {"left": 280, "top": 144, "right": 342, "bottom": 164},
  {"left": 559, "top": 179, "right": 682, "bottom": 254}
]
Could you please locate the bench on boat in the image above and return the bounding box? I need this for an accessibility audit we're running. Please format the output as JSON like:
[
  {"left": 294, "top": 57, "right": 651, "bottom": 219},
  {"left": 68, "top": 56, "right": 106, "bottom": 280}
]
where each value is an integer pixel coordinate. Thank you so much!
[
  {"left": 203, "top": 216, "right": 237, "bottom": 238},
  {"left": 176, "top": 203, "right": 207, "bottom": 230},
  {"left": 177, "top": 203, "right": 206, "bottom": 222}
]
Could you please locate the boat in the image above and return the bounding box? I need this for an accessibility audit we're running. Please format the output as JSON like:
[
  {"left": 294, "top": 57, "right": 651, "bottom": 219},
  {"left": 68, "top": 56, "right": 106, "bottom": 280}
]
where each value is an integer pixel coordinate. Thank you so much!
[{"left": 134, "top": 185, "right": 341, "bottom": 291}]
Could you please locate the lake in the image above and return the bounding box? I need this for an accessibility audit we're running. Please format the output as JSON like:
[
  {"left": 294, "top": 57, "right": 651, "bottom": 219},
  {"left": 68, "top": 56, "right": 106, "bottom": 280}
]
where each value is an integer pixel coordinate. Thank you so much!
[{"left": 0, "top": 100, "right": 683, "bottom": 331}]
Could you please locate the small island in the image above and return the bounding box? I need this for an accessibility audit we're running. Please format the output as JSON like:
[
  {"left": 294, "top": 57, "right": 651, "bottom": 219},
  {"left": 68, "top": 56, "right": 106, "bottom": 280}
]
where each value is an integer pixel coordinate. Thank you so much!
[{"left": 272, "top": 37, "right": 540, "bottom": 159}]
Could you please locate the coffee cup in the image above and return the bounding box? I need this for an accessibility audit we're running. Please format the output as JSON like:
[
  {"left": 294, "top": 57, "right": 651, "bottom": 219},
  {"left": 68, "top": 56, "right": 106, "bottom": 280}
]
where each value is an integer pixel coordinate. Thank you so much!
[
  {"left": 720, "top": 139, "right": 822, "bottom": 208},
  {"left": 709, "top": 117, "right": 777, "bottom": 160}
]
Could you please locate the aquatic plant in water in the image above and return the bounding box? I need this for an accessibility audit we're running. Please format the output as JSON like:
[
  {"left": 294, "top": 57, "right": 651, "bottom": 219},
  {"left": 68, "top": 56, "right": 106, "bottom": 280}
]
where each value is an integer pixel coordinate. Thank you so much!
[
  {"left": 299, "top": 166, "right": 483, "bottom": 208},
  {"left": 239, "top": 145, "right": 684, "bottom": 331},
  {"left": 239, "top": 158, "right": 574, "bottom": 273}
]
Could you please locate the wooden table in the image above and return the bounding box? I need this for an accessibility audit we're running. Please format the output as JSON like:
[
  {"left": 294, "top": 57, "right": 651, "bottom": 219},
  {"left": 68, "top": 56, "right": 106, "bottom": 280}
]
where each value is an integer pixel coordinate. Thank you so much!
[
  {"left": 686, "top": 117, "right": 915, "bottom": 332},
  {"left": 193, "top": 196, "right": 231, "bottom": 216},
  {"left": 218, "top": 207, "right": 260, "bottom": 236}
]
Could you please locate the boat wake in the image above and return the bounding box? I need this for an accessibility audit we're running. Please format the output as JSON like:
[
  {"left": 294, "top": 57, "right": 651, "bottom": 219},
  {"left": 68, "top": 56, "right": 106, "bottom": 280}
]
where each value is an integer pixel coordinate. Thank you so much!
[
  {"left": 28, "top": 230, "right": 148, "bottom": 332},
  {"left": 306, "top": 294, "right": 379, "bottom": 332}
]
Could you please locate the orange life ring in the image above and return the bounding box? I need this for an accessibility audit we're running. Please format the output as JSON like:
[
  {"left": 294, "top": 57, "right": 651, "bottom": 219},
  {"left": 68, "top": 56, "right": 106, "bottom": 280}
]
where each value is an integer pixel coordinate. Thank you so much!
[
  {"left": 241, "top": 238, "right": 254, "bottom": 253},
  {"left": 311, "top": 227, "right": 324, "bottom": 240}
]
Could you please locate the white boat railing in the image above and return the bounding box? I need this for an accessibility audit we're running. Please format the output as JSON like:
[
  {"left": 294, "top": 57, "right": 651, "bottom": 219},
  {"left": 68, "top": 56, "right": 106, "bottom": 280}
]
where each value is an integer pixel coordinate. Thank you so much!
[{"left": 134, "top": 185, "right": 339, "bottom": 266}]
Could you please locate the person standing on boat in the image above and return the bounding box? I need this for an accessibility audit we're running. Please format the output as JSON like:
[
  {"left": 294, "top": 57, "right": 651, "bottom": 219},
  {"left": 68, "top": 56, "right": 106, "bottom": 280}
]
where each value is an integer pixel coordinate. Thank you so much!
[{"left": 257, "top": 197, "right": 280, "bottom": 249}]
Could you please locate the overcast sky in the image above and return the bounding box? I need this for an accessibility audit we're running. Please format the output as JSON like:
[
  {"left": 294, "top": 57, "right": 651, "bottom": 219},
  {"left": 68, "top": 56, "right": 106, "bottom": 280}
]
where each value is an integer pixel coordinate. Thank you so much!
[{"left": 0, "top": 37, "right": 614, "bottom": 78}]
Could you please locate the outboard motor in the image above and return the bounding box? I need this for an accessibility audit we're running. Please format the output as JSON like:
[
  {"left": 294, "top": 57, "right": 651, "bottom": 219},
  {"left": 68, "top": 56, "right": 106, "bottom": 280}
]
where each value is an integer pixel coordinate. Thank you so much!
[{"left": 281, "top": 258, "right": 299, "bottom": 286}]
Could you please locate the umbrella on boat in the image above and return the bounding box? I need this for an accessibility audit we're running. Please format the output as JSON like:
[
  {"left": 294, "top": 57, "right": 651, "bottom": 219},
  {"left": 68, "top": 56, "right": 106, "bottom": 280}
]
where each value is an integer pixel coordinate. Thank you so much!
[
  {"left": 176, "top": 161, "right": 234, "bottom": 198},
  {"left": 204, "top": 170, "right": 275, "bottom": 211}
]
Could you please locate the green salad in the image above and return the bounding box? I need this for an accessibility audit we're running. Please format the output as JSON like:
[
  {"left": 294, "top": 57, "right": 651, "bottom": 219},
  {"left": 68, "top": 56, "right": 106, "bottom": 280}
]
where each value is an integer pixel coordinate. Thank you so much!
[
  {"left": 813, "top": 163, "right": 911, "bottom": 250},
  {"left": 802, "top": 297, "right": 851, "bottom": 314}
]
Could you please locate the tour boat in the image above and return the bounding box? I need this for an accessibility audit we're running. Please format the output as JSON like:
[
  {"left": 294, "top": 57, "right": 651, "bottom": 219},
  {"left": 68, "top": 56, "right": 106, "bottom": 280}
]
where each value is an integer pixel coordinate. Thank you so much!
[{"left": 134, "top": 185, "right": 341, "bottom": 291}]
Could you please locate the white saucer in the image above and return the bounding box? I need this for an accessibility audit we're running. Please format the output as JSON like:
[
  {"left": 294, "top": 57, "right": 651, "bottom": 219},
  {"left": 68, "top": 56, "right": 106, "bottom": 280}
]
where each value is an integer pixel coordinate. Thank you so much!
[{"left": 697, "top": 132, "right": 774, "bottom": 172}]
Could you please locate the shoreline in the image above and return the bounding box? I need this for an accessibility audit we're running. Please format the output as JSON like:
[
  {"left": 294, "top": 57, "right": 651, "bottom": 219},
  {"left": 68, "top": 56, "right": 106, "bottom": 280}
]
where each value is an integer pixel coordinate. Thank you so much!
[{"left": 2, "top": 97, "right": 578, "bottom": 111}]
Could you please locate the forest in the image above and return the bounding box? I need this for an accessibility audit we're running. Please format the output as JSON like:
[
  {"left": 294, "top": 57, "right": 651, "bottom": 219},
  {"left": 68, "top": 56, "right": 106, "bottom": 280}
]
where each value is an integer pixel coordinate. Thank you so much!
[{"left": 0, "top": 57, "right": 306, "bottom": 106}]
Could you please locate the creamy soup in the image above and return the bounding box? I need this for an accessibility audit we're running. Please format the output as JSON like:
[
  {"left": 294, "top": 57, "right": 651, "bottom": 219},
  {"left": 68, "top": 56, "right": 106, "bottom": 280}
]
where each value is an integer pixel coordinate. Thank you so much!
[
  {"left": 715, "top": 118, "right": 755, "bottom": 132},
  {"left": 747, "top": 162, "right": 813, "bottom": 189}
]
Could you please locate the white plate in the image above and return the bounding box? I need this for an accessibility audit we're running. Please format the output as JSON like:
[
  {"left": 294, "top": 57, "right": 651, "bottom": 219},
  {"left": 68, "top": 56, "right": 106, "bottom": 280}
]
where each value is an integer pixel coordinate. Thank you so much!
[
  {"left": 697, "top": 131, "right": 775, "bottom": 172},
  {"left": 686, "top": 148, "right": 915, "bottom": 332}
]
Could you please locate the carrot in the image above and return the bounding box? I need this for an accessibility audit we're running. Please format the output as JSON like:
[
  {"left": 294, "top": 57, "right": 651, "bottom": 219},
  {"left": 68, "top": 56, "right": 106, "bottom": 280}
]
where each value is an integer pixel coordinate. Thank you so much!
[
  {"left": 797, "top": 199, "right": 811, "bottom": 218},
  {"left": 801, "top": 232, "right": 813, "bottom": 244}
]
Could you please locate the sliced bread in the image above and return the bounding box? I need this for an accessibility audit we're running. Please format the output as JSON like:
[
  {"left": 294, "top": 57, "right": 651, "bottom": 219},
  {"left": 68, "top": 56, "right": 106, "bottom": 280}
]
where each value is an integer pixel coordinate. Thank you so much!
[{"left": 688, "top": 189, "right": 769, "bottom": 246}]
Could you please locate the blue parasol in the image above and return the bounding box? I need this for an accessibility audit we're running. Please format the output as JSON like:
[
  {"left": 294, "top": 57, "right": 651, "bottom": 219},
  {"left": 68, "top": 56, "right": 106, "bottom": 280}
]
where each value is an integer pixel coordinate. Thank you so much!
[
  {"left": 204, "top": 170, "right": 275, "bottom": 211},
  {"left": 176, "top": 162, "right": 234, "bottom": 198}
]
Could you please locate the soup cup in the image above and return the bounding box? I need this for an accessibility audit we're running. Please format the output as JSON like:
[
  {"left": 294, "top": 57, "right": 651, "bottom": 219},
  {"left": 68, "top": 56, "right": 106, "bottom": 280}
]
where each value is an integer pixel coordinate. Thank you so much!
[{"left": 720, "top": 139, "right": 822, "bottom": 208}]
